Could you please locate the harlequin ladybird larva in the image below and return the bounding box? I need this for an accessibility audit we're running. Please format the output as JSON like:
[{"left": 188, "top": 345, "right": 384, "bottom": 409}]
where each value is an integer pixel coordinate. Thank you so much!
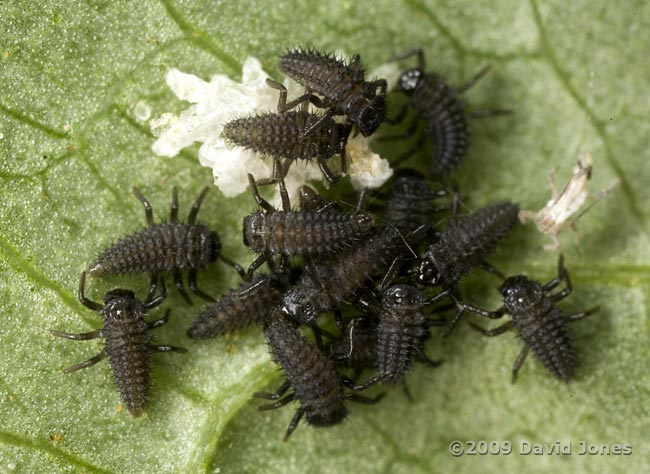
[
  {"left": 518, "top": 151, "right": 620, "bottom": 251},
  {"left": 418, "top": 202, "right": 520, "bottom": 289},
  {"left": 243, "top": 172, "right": 377, "bottom": 279},
  {"left": 417, "top": 201, "right": 520, "bottom": 334},
  {"left": 186, "top": 266, "right": 295, "bottom": 340},
  {"left": 373, "top": 284, "right": 444, "bottom": 386},
  {"left": 387, "top": 47, "right": 509, "bottom": 175},
  {"left": 88, "top": 186, "right": 243, "bottom": 305},
  {"left": 279, "top": 47, "right": 388, "bottom": 136},
  {"left": 222, "top": 79, "right": 352, "bottom": 183},
  {"left": 254, "top": 312, "right": 382, "bottom": 441},
  {"left": 456, "top": 255, "right": 598, "bottom": 382},
  {"left": 281, "top": 223, "right": 429, "bottom": 328},
  {"left": 50, "top": 272, "right": 186, "bottom": 417}
]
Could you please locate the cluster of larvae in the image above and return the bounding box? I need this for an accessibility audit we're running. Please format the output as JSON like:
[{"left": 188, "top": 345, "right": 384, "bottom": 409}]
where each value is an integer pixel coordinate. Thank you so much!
[{"left": 52, "top": 47, "right": 600, "bottom": 439}]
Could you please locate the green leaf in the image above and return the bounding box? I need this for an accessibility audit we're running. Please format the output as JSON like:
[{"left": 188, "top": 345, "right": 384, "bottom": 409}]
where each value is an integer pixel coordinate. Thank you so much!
[{"left": 0, "top": 0, "right": 647, "bottom": 472}]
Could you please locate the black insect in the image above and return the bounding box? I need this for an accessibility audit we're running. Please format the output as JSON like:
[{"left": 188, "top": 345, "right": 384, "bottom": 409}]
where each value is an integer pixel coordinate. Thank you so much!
[
  {"left": 388, "top": 48, "right": 508, "bottom": 175},
  {"left": 88, "top": 186, "right": 242, "bottom": 305},
  {"left": 384, "top": 168, "right": 450, "bottom": 234},
  {"left": 187, "top": 269, "right": 292, "bottom": 340},
  {"left": 333, "top": 285, "right": 445, "bottom": 394},
  {"left": 243, "top": 173, "right": 376, "bottom": 279},
  {"left": 417, "top": 201, "right": 520, "bottom": 333},
  {"left": 254, "top": 313, "right": 382, "bottom": 441},
  {"left": 279, "top": 47, "right": 388, "bottom": 136},
  {"left": 455, "top": 255, "right": 598, "bottom": 382},
  {"left": 372, "top": 284, "right": 444, "bottom": 386},
  {"left": 418, "top": 202, "right": 519, "bottom": 289},
  {"left": 51, "top": 272, "right": 186, "bottom": 417},
  {"left": 282, "top": 224, "right": 428, "bottom": 327},
  {"left": 223, "top": 79, "right": 352, "bottom": 182}
]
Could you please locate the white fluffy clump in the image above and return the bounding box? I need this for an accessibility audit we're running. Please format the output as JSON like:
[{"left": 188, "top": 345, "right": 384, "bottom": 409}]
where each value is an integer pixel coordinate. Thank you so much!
[{"left": 151, "top": 57, "right": 396, "bottom": 204}]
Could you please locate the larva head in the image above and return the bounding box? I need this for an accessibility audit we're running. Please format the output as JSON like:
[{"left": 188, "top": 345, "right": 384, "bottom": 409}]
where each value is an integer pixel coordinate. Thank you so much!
[
  {"left": 353, "top": 95, "right": 387, "bottom": 137},
  {"left": 102, "top": 289, "right": 142, "bottom": 322},
  {"left": 242, "top": 212, "right": 267, "bottom": 253},
  {"left": 383, "top": 284, "right": 423, "bottom": 309},
  {"left": 397, "top": 68, "right": 423, "bottom": 94},
  {"left": 499, "top": 276, "right": 543, "bottom": 314},
  {"left": 417, "top": 258, "right": 442, "bottom": 287},
  {"left": 281, "top": 287, "right": 317, "bottom": 326}
]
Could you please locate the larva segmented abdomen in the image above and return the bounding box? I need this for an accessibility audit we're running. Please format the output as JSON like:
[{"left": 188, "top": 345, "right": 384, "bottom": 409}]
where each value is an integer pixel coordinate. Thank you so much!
[
  {"left": 413, "top": 76, "right": 468, "bottom": 176},
  {"left": 88, "top": 223, "right": 219, "bottom": 276},
  {"left": 428, "top": 100, "right": 468, "bottom": 176},
  {"left": 376, "top": 285, "right": 429, "bottom": 385},
  {"left": 264, "top": 316, "right": 347, "bottom": 426},
  {"left": 243, "top": 210, "right": 376, "bottom": 257},
  {"left": 103, "top": 318, "right": 152, "bottom": 417},
  {"left": 222, "top": 111, "right": 343, "bottom": 161},
  {"left": 280, "top": 49, "right": 357, "bottom": 103},
  {"left": 376, "top": 321, "right": 424, "bottom": 385},
  {"left": 187, "top": 274, "right": 284, "bottom": 339},
  {"left": 515, "top": 309, "right": 574, "bottom": 381}
]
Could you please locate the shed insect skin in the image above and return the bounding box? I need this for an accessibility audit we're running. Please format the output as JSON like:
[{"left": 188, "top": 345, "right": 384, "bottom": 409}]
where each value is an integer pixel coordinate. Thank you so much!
[
  {"left": 456, "top": 255, "right": 598, "bottom": 382},
  {"left": 255, "top": 314, "right": 382, "bottom": 441},
  {"left": 279, "top": 47, "right": 388, "bottom": 137},
  {"left": 243, "top": 173, "right": 376, "bottom": 280},
  {"left": 387, "top": 48, "right": 509, "bottom": 176},
  {"left": 222, "top": 79, "right": 352, "bottom": 183},
  {"left": 88, "top": 187, "right": 242, "bottom": 305},
  {"left": 518, "top": 151, "right": 620, "bottom": 251},
  {"left": 50, "top": 272, "right": 186, "bottom": 417},
  {"left": 281, "top": 223, "right": 429, "bottom": 327}
]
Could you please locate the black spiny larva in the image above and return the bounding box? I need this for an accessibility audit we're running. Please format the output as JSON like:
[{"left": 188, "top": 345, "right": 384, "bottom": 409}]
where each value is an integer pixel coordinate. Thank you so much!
[
  {"left": 243, "top": 173, "right": 376, "bottom": 279},
  {"left": 458, "top": 255, "right": 598, "bottom": 382},
  {"left": 389, "top": 48, "right": 508, "bottom": 176},
  {"left": 254, "top": 313, "right": 382, "bottom": 441},
  {"left": 373, "top": 284, "right": 443, "bottom": 386},
  {"left": 88, "top": 186, "right": 241, "bottom": 304},
  {"left": 187, "top": 269, "right": 293, "bottom": 340},
  {"left": 282, "top": 224, "right": 429, "bottom": 327},
  {"left": 223, "top": 79, "right": 351, "bottom": 182},
  {"left": 279, "top": 48, "right": 387, "bottom": 136},
  {"left": 418, "top": 201, "right": 520, "bottom": 289},
  {"left": 50, "top": 272, "right": 185, "bottom": 417}
]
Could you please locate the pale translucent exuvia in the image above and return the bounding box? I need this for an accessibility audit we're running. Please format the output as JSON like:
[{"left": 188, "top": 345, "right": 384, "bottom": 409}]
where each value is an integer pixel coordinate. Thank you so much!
[{"left": 519, "top": 151, "right": 620, "bottom": 250}]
